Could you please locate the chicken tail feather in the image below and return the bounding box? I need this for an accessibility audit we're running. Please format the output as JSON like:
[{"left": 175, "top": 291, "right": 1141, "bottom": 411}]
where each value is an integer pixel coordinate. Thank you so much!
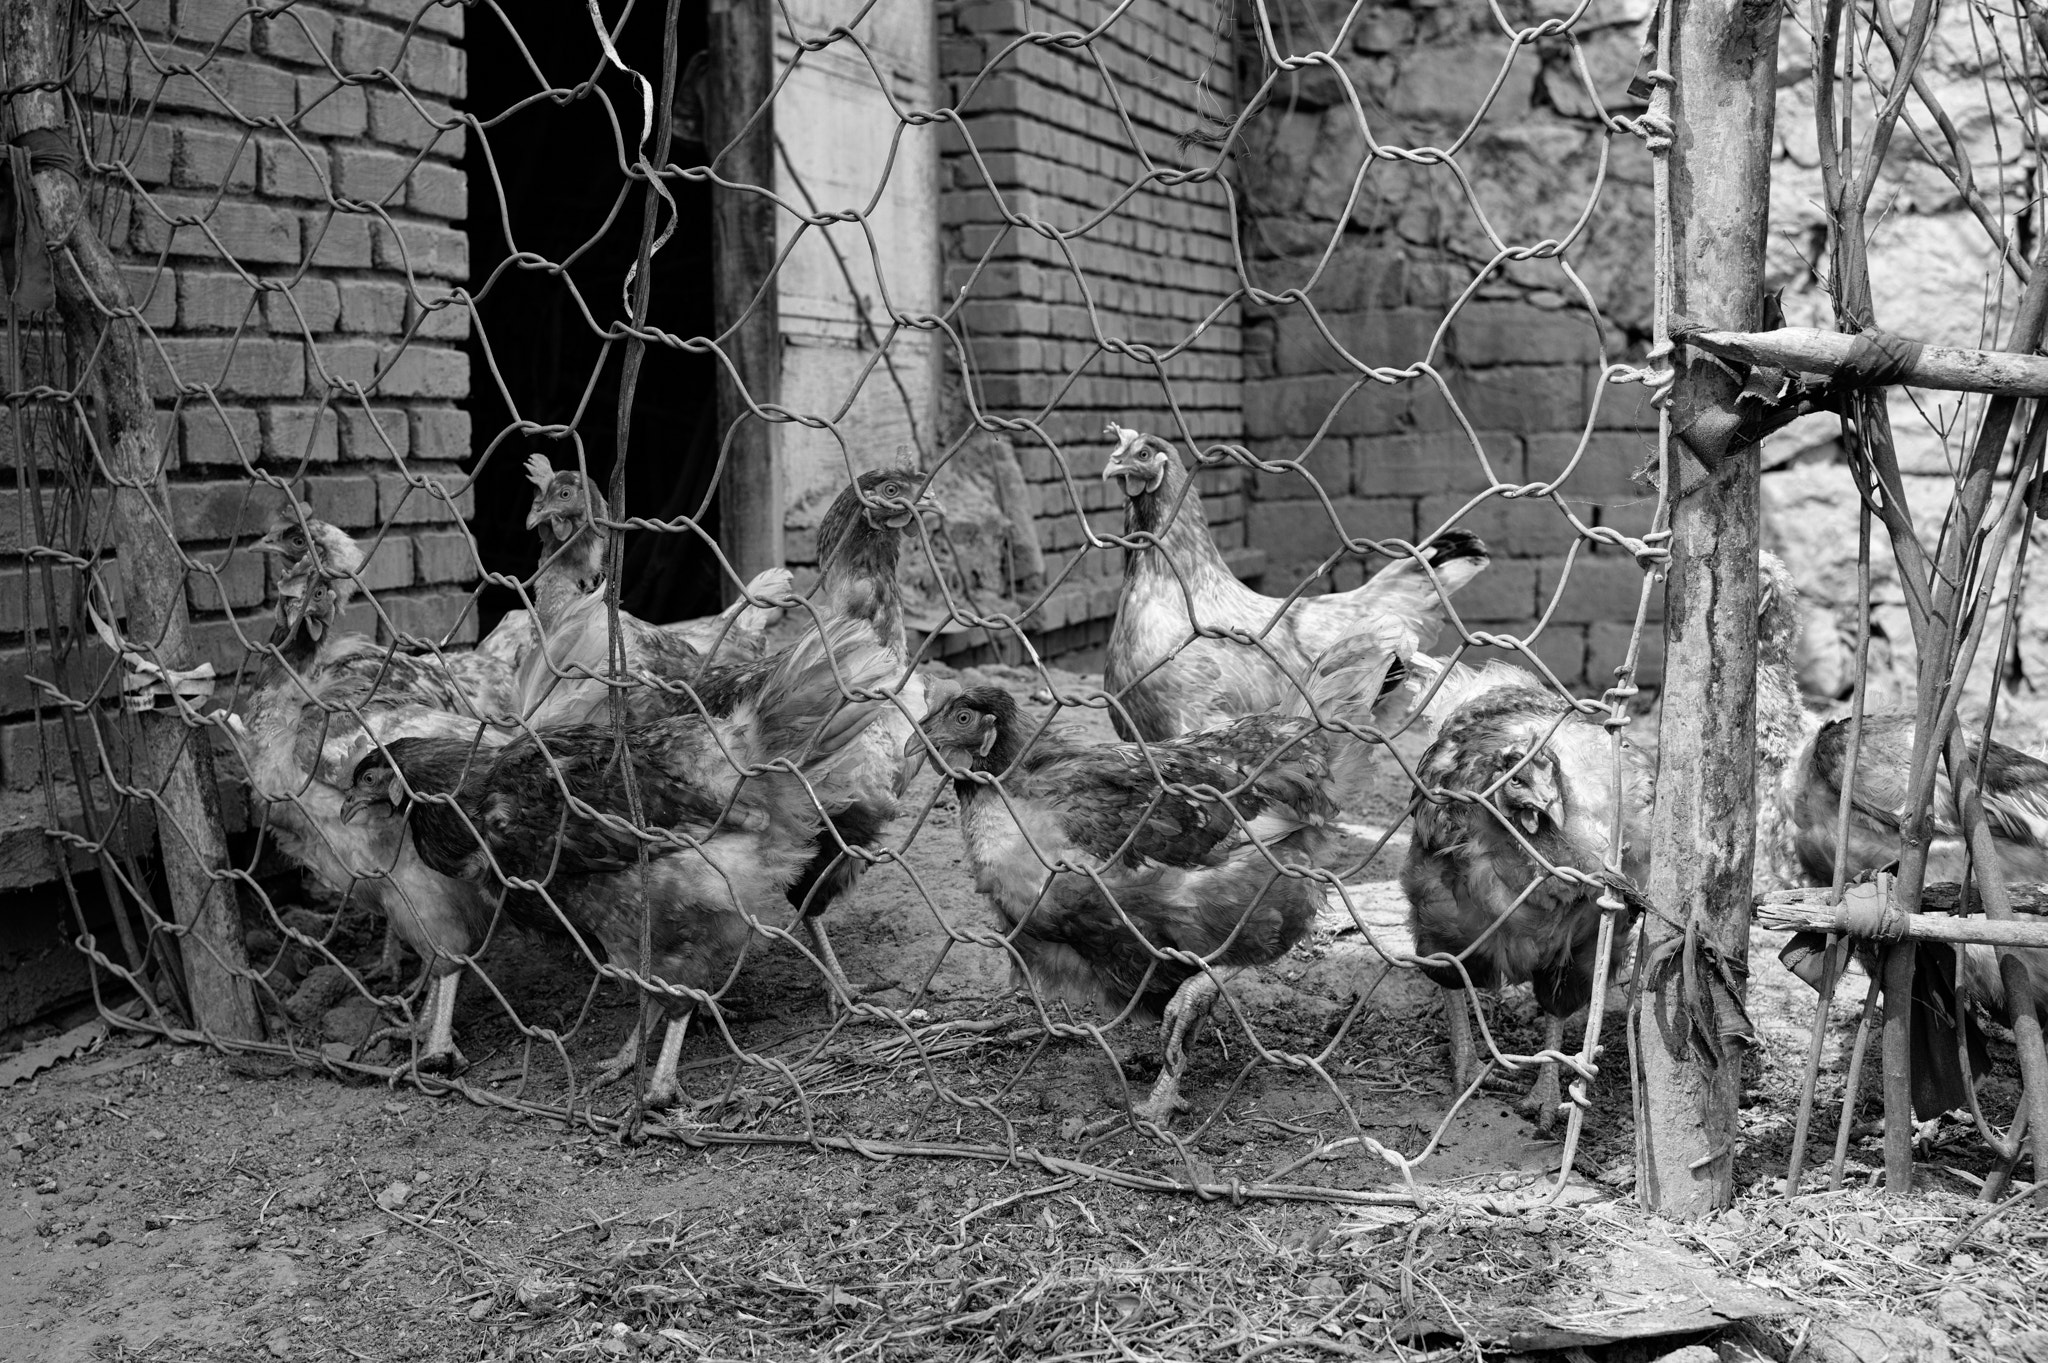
[
  {"left": 1285, "top": 635, "right": 1397, "bottom": 810},
  {"left": 748, "top": 617, "right": 897, "bottom": 773}
]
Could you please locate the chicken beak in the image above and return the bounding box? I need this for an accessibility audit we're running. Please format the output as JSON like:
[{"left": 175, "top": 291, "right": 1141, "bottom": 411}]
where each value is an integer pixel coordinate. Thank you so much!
[
  {"left": 524, "top": 500, "right": 549, "bottom": 532},
  {"left": 340, "top": 785, "right": 373, "bottom": 824},
  {"left": 899, "top": 738, "right": 930, "bottom": 792},
  {"left": 252, "top": 530, "right": 290, "bottom": 557}
]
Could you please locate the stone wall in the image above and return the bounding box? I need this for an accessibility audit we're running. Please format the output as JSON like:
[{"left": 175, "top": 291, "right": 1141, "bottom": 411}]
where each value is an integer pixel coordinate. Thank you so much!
[
  {"left": 1, "top": 0, "right": 474, "bottom": 792},
  {"left": 1232, "top": 0, "right": 1665, "bottom": 691},
  {"left": 935, "top": 0, "right": 1249, "bottom": 661}
]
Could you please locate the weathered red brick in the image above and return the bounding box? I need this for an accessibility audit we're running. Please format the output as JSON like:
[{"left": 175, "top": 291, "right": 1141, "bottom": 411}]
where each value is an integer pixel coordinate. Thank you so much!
[
  {"left": 173, "top": 126, "right": 256, "bottom": 193},
  {"left": 334, "top": 14, "right": 405, "bottom": 72},
  {"left": 253, "top": 6, "right": 336, "bottom": 65},
  {"left": 149, "top": 336, "right": 306, "bottom": 399},
  {"left": 301, "top": 472, "right": 378, "bottom": 528},
  {"left": 333, "top": 144, "right": 413, "bottom": 205},
  {"left": 1355, "top": 431, "right": 1519, "bottom": 498},
  {"left": 406, "top": 160, "right": 465, "bottom": 219},
  {"left": 338, "top": 279, "right": 407, "bottom": 333},
  {"left": 295, "top": 77, "right": 368, "bottom": 138},
  {"left": 258, "top": 137, "right": 330, "bottom": 201},
  {"left": 261, "top": 277, "right": 342, "bottom": 334},
  {"left": 400, "top": 35, "right": 465, "bottom": 98},
  {"left": 179, "top": 403, "right": 261, "bottom": 467},
  {"left": 373, "top": 220, "right": 467, "bottom": 279},
  {"left": 262, "top": 405, "right": 340, "bottom": 464},
  {"left": 302, "top": 211, "right": 374, "bottom": 267},
  {"left": 338, "top": 405, "right": 410, "bottom": 461},
  {"left": 410, "top": 406, "right": 469, "bottom": 461},
  {"left": 132, "top": 194, "right": 300, "bottom": 264},
  {"left": 366, "top": 89, "right": 465, "bottom": 159},
  {"left": 176, "top": 269, "right": 261, "bottom": 331},
  {"left": 377, "top": 470, "right": 473, "bottom": 524},
  {"left": 411, "top": 529, "right": 479, "bottom": 584}
]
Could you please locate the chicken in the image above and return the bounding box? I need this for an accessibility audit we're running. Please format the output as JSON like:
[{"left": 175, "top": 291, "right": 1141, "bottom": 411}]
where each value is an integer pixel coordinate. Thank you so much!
[
  {"left": 1099, "top": 423, "right": 1489, "bottom": 743},
  {"left": 1783, "top": 712, "right": 2048, "bottom": 1114},
  {"left": 905, "top": 634, "right": 1399, "bottom": 1131},
  {"left": 251, "top": 503, "right": 520, "bottom": 720},
  {"left": 340, "top": 618, "right": 898, "bottom": 1106},
  {"left": 646, "top": 468, "right": 937, "bottom": 1006},
  {"left": 512, "top": 455, "right": 792, "bottom": 726},
  {"left": 1400, "top": 657, "right": 1656, "bottom": 1133},
  {"left": 230, "top": 554, "right": 508, "bottom": 1071}
]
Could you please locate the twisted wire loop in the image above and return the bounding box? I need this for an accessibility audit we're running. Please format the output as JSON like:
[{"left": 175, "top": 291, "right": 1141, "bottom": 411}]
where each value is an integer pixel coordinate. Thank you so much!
[{"left": 4, "top": 0, "right": 1669, "bottom": 1207}]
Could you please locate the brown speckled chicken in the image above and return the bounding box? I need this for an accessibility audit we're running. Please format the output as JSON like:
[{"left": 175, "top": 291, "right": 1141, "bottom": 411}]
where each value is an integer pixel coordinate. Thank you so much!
[
  {"left": 230, "top": 558, "right": 507, "bottom": 1071},
  {"left": 341, "top": 618, "right": 897, "bottom": 1106},
  {"left": 512, "top": 455, "right": 791, "bottom": 726},
  {"left": 1401, "top": 657, "right": 1656, "bottom": 1133},
  {"left": 1100, "top": 423, "right": 1489, "bottom": 744},
  {"left": 253, "top": 504, "right": 520, "bottom": 720},
  {"left": 1784, "top": 713, "right": 2048, "bottom": 1114},
  {"left": 907, "top": 634, "right": 1398, "bottom": 1131}
]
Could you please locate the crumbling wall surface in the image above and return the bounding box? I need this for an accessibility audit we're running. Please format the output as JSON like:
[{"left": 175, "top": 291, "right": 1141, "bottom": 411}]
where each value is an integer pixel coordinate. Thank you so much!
[
  {"left": 935, "top": 0, "right": 1249, "bottom": 657},
  {"left": 1233, "top": 0, "right": 1662, "bottom": 691},
  {"left": 1761, "top": 10, "right": 2045, "bottom": 730}
]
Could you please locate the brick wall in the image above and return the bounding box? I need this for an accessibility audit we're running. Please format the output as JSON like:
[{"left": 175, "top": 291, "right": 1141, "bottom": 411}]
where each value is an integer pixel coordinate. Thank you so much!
[
  {"left": 937, "top": 0, "right": 1249, "bottom": 658},
  {"left": 1230, "top": 0, "right": 1664, "bottom": 691},
  {"left": 1, "top": 0, "right": 473, "bottom": 790}
]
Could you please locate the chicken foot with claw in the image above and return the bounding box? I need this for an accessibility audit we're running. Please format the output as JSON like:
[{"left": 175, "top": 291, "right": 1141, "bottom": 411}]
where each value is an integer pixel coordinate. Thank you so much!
[
  {"left": 367, "top": 971, "right": 466, "bottom": 1074},
  {"left": 593, "top": 1009, "right": 695, "bottom": 1109},
  {"left": 1084, "top": 968, "right": 1236, "bottom": 1136}
]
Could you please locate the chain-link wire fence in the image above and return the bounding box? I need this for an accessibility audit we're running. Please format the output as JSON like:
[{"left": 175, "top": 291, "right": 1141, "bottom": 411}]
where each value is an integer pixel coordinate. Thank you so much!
[{"left": 2, "top": 0, "right": 1760, "bottom": 1207}]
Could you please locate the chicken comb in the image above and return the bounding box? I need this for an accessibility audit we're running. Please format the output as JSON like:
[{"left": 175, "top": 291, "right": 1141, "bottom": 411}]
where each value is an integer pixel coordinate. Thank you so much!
[
  {"left": 1103, "top": 421, "right": 1139, "bottom": 447},
  {"left": 524, "top": 453, "right": 556, "bottom": 491},
  {"left": 270, "top": 495, "right": 316, "bottom": 528}
]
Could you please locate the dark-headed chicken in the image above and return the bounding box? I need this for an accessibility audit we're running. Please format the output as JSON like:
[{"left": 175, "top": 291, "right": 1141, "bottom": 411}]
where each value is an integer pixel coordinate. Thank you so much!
[
  {"left": 342, "top": 618, "right": 897, "bottom": 1105},
  {"left": 1400, "top": 658, "right": 1655, "bottom": 1133},
  {"left": 907, "top": 635, "right": 1397, "bottom": 1130},
  {"left": 1100, "top": 423, "right": 1489, "bottom": 743}
]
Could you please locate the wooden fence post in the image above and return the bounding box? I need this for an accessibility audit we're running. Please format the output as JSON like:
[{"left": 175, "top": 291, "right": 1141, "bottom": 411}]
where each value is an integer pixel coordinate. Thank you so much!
[
  {"left": 1633, "top": 0, "right": 1781, "bottom": 1215},
  {"left": 3, "top": 0, "right": 263, "bottom": 1040},
  {"left": 707, "top": 0, "right": 784, "bottom": 594}
]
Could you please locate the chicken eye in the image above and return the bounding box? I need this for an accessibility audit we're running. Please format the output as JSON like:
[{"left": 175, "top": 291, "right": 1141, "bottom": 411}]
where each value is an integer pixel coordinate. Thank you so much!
[
  {"left": 954, "top": 711, "right": 973, "bottom": 727},
  {"left": 882, "top": 483, "right": 899, "bottom": 499}
]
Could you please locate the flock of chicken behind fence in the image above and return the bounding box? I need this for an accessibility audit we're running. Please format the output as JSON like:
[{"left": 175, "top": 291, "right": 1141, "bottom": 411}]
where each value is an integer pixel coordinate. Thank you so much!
[{"left": 12, "top": 0, "right": 2045, "bottom": 1195}]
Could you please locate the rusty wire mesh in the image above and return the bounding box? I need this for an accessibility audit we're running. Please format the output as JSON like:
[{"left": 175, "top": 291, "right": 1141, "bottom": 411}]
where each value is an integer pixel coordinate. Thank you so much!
[{"left": 1, "top": 0, "right": 1701, "bottom": 1203}]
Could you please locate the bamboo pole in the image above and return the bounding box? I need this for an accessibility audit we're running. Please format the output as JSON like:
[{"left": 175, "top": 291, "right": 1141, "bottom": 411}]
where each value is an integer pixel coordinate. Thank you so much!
[
  {"left": 3, "top": 0, "right": 262, "bottom": 1039},
  {"left": 1633, "top": 0, "right": 1780, "bottom": 1218},
  {"left": 1680, "top": 325, "right": 2048, "bottom": 398},
  {"left": 1757, "top": 904, "right": 2048, "bottom": 949},
  {"left": 707, "top": 0, "right": 784, "bottom": 596}
]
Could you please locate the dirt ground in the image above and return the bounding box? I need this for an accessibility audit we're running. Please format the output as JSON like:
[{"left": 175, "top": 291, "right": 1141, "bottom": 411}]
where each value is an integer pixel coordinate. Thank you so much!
[{"left": 4, "top": 666, "right": 2046, "bottom": 1361}]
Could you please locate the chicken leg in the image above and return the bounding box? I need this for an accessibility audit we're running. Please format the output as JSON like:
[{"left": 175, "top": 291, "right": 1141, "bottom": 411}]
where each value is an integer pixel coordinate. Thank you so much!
[
  {"left": 593, "top": 1008, "right": 695, "bottom": 1109},
  {"left": 1519, "top": 1014, "right": 1567, "bottom": 1135},
  {"left": 1444, "top": 987, "right": 1480, "bottom": 1094},
  {"left": 370, "top": 970, "right": 465, "bottom": 1074},
  {"left": 804, "top": 915, "right": 861, "bottom": 1015},
  {"left": 643, "top": 1012, "right": 692, "bottom": 1109},
  {"left": 1084, "top": 968, "right": 1236, "bottom": 1136}
]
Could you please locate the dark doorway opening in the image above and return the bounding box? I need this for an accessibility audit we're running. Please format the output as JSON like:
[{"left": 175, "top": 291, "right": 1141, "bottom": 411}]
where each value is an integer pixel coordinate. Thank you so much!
[{"left": 463, "top": 2, "right": 723, "bottom": 632}]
